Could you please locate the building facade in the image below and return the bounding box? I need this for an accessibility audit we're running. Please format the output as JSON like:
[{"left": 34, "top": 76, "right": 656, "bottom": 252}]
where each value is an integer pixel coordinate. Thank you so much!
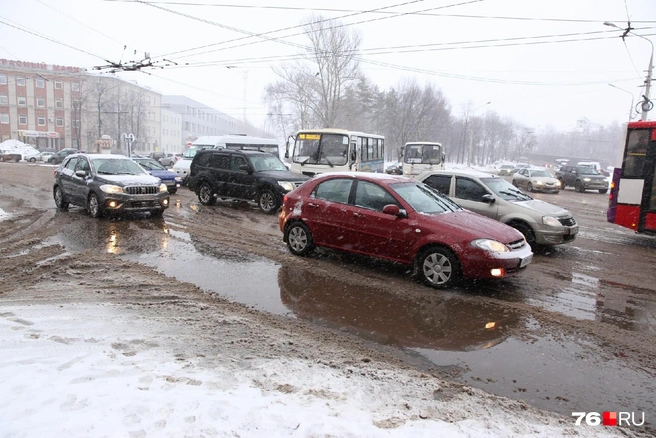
[{"left": 0, "top": 58, "right": 84, "bottom": 149}]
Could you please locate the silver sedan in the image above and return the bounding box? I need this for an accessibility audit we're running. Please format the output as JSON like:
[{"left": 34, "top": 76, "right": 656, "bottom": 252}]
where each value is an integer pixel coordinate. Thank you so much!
[{"left": 512, "top": 168, "right": 561, "bottom": 193}]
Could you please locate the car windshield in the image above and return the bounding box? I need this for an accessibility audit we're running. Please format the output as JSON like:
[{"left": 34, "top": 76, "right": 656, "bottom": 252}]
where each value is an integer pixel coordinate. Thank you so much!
[
  {"left": 135, "top": 159, "right": 166, "bottom": 171},
  {"left": 576, "top": 166, "right": 601, "bottom": 175},
  {"left": 251, "top": 155, "right": 288, "bottom": 172},
  {"left": 480, "top": 177, "right": 533, "bottom": 202},
  {"left": 92, "top": 158, "right": 147, "bottom": 175},
  {"left": 529, "top": 170, "right": 552, "bottom": 178},
  {"left": 389, "top": 182, "right": 462, "bottom": 214},
  {"left": 183, "top": 147, "right": 200, "bottom": 159},
  {"left": 501, "top": 165, "right": 513, "bottom": 169}
]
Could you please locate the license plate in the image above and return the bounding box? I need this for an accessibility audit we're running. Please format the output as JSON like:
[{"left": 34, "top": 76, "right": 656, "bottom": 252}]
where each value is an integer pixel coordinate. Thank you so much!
[{"left": 519, "top": 254, "right": 533, "bottom": 268}]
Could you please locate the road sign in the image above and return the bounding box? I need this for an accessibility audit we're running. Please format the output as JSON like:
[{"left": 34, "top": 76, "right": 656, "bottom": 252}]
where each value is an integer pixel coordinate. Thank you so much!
[{"left": 121, "top": 132, "right": 136, "bottom": 157}]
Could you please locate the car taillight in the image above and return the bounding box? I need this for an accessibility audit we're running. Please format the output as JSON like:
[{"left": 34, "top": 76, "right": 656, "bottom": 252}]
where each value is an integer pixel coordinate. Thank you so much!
[{"left": 283, "top": 194, "right": 288, "bottom": 203}]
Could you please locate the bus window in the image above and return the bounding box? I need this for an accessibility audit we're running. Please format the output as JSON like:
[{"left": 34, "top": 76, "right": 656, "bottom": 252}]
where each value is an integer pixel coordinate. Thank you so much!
[{"left": 623, "top": 129, "right": 649, "bottom": 178}]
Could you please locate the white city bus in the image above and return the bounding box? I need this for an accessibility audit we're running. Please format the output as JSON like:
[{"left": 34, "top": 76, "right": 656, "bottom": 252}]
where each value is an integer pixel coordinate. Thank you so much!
[
  {"left": 286, "top": 128, "right": 384, "bottom": 177},
  {"left": 400, "top": 142, "right": 445, "bottom": 176},
  {"left": 173, "top": 135, "right": 280, "bottom": 181}
]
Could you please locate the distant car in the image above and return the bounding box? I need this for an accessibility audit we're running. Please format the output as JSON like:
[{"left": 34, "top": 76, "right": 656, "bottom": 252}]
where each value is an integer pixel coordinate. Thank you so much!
[
  {"left": 416, "top": 169, "right": 578, "bottom": 249},
  {"left": 26, "top": 151, "right": 54, "bottom": 163},
  {"left": 498, "top": 164, "right": 516, "bottom": 176},
  {"left": 385, "top": 162, "right": 403, "bottom": 175},
  {"left": 159, "top": 153, "right": 183, "bottom": 167},
  {"left": 48, "top": 148, "right": 80, "bottom": 165},
  {"left": 0, "top": 150, "right": 22, "bottom": 162},
  {"left": 556, "top": 165, "right": 609, "bottom": 193},
  {"left": 53, "top": 153, "right": 169, "bottom": 218},
  {"left": 148, "top": 151, "right": 168, "bottom": 162},
  {"left": 187, "top": 149, "right": 310, "bottom": 213},
  {"left": 512, "top": 168, "right": 561, "bottom": 193},
  {"left": 279, "top": 172, "right": 532, "bottom": 289},
  {"left": 133, "top": 157, "right": 183, "bottom": 194}
]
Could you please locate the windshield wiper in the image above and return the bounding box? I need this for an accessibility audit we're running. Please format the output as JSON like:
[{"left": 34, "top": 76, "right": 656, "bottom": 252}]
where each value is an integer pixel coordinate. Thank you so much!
[{"left": 499, "top": 189, "right": 531, "bottom": 200}]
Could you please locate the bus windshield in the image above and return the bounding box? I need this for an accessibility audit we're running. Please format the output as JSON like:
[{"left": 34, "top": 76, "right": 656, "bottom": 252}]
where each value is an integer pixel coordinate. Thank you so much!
[
  {"left": 293, "top": 133, "right": 348, "bottom": 166},
  {"left": 404, "top": 144, "right": 443, "bottom": 164}
]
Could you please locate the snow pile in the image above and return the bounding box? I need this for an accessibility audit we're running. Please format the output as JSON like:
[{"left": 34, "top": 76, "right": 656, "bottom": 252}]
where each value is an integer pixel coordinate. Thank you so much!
[{"left": 0, "top": 139, "right": 39, "bottom": 159}]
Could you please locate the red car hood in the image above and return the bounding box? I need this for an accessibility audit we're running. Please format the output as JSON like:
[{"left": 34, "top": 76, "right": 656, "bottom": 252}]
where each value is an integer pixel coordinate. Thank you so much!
[{"left": 419, "top": 210, "right": 524, "bottom": 244}]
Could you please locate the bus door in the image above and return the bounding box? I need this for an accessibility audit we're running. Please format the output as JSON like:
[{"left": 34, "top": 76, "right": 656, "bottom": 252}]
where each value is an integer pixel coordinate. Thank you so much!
[{"left": 638, "top": 130, "right": 656, "bottom": 233}]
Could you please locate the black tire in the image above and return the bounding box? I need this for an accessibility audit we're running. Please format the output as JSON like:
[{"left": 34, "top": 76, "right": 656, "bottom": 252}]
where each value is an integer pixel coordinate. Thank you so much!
[
  {"left": 87, "top": 193, "right": 103, "bottom": 218},
  {"left": 599, "top": 189, "right": 608, "bottom": 194},
  {"left": 527, "top": 182, "right": 534, "bottom": 192},
  {"left": 48, "top": 158, "right": 56, "bottom": 165},
  {"left": 29, "top": 157, "right": 36, "bottom": 163},
  {"left": 258, "top": 188, "right": 280, "bottom": 214},
  {"left": 285, "top": 222, "right": 315, "bottom": 256},
  {"left": 416, "top": 246, "right": 461, "bottom": 289},
  {"left": 554, "top": 191, "right": 560, "bottom": 195},
  {"left": 197, "top": 182, "right": 216, "bottom": 205},
  {"left": 13, "top": 156, "right": 20, "bottom": 162},
  {"left": 557, "top": 178, "right": 565, "bottom": 188},
  {"left": 575, "top": 181, "right": 584, "bottom": 193},
  {"left": 168, "top": 188, "right": 177, "bottom": 195},
  {"left": 53, "top": 185, "right": 69, "bottom": 209},
  {"left": 511, "top": 221, "right": 537, "bottom": 250}
]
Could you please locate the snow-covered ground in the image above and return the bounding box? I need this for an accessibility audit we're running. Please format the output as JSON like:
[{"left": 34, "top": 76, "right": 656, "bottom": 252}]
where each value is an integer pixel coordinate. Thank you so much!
[{"left": 0, "top": 303, "right": 620, "bottom": 438}]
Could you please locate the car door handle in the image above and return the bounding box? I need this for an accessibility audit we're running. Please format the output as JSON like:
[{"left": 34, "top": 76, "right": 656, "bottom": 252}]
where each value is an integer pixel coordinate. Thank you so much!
[
  {"left": 308, "top": 202, "right": 319, "bottom": 208},
  {"left": 353, "top": 212, "right": 365, "bottom": 218}
]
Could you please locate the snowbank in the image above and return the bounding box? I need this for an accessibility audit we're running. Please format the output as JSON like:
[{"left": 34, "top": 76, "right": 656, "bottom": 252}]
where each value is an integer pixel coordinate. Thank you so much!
[{"left": 0, "top": 139, "right": 39, "bottom": 160}]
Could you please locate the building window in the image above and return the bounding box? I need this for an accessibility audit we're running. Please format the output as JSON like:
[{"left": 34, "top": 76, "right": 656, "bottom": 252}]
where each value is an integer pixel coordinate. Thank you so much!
[
  {"left": 55, "top": 98, "right": 63, "bottom": 109},
  {"left": 37, "top": 97, "right": 45, "bottom": 107},
  {"left": 0, "top": 95, "right": 7, "bottom": 105},
  {"left": 0, "top": 74, "right": 6, "bottom": 85},
  {"left": 0, "top": 113, "right": 8, "bottom": 124},
  {"left": 56, "top": 117, "right": 64, "bottom": 127},
  {"left": 36, "top": 78, "right": 45, "bottom": 88},
  {"left": 17, "top": 96, "right": 26, "bottom": 106},
  {"left": 19, "top": 114, "right": 27, "bottom": 125},
  {"left": 54, "top": 81, "right": 63, "bottom": 89},
  {"left": 72, "top": 83, "right": 79, "bottom": 91},
  {"left": 37, "top": 116, "right": 46, "bottom": 126},
  {"left": 73, "top": 119, "right": 80, "bottom": 127}
]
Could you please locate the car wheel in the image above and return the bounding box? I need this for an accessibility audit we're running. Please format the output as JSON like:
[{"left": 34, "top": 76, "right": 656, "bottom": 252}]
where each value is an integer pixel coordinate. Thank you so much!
[
  {"left": 511, "top": 221, "right": 537, "bottom": 250},
  {"left": 558, "top": 178, "right": 565, "bottom": 188},
  {"left": 87, "top": 193, "right": 103, "bottom": 218},
  {"left": 286, "top": 222, "right": 315, "bottom": 256},
  {"left": 49, "top": 158, "right": 56, "bottom": 165},
  {"left": 197, "top": 182, "right": 216, "bottom": 205},
  {"left": 527, "top": 182, "right": 534, "bottom": 192},
  {"left": 53, "top": 185, "right": 69, "bottom": 209},
  {"left": 168, "top": 188, "right": 177, "bottom": 195},
  {"left": 599, "top": 189, "right": 608, "bottom": 194},
  {"left": 416, "top": 246, "right": 461, "bottom": 289},
  {"left": 258, "top": 188, "right": 280, "bottom": 214},
  {"left": 554, "top": 191, "right": 560, "bottom": 194},
  {"left": 575, "top": 181, "right": 583, "bottom": 192},
  {"left": 29, "top": 158, "right": 36, "bottom": 163}
]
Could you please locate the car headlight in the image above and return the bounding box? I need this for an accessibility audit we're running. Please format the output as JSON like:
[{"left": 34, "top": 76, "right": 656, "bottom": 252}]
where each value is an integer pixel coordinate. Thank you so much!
[
  {"left": 99, "top": 184, "right": 124, "bottom": 194},
  {"left": 278, "top": 181, "right": 295, "bottom": 191},
  {"left": 555, "top": 181, "right": 561, "bottom": 187},
  {"left": 159, "top": 183, "right": 168, "bottom": 192},
  {"left": 174, "top": 176, "right": 183, "bottom": 182},
  {"left": 583, "top": 177, "right": 591, "bottom": 182},
  {"left": 543, "top": 216, "right": 561, "bottom": 227},
  {"left": 533, "top": 180, "right": 544, "bottom": 185},
  {"left": 603, "top": 178, "right": 609, "bottom": 183},
  {"left": 471, "top": 239, "right": 509, "bottom": 253}
]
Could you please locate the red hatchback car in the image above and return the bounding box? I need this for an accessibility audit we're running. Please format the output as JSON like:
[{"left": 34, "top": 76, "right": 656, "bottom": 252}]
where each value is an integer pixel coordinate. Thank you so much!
[{"left": 279, "top": 172, "right": 533, "bottom": 289}]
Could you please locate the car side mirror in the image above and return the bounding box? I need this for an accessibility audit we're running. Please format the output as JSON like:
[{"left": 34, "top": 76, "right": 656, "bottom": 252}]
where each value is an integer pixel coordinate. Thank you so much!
[
  {"left": 239, "top": 164, "right": 252, "bottom": 173},
  {"left": 482, "top": 194, "right": 495, "bottom": 204},
  {"left": 382, "top": 204, "right": 407, "bottom": 218},
  {"left": 75, "top": 170, "right": 88, "bottom": 178}
]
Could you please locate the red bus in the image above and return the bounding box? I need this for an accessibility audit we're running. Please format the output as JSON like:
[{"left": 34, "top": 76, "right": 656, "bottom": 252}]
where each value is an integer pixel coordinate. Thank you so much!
[{"left": 607, "top": 120, "right": 656, "bottom": 234}]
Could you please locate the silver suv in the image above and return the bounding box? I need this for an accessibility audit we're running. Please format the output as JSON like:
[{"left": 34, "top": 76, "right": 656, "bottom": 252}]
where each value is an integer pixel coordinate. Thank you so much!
[{"left": 416, "top": 169, "right": 578, "bottom": 248}]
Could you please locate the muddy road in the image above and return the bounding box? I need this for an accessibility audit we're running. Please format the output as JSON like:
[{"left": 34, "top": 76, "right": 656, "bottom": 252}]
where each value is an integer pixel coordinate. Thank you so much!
[{"left": 1, "top": 162, "right": 655, "bottom": 433}]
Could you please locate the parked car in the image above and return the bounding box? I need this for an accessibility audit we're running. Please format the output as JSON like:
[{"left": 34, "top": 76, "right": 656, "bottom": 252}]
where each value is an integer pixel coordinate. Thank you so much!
[
  {"left": 159, "top": 153, "right": 183, "bottom": 167},
  {"left": 53, "top": 153, "right": 169, "bottom": 218},
  {"left": 497, "top": 164, "right": 516, "bottom": 176},
  {"left": 279, "top": 172, "right": 532, "bottom": 289},
  {"left": 187, "top": 149, "right": 310, "bottom": 213},
  {"left": 385, "top": 162, "right": 403, "bottom": 175},
  {"left": 148, "top": 151, "right": 168, "bottom": 161},
  {"left": 577, "top": 160, "right": 610, "bottom": 177},
  {"left": 556, "top": 165, "right": 609, "bottom": 193},
  {"left": 0, "top": 150, "right": 22, "bottom": 162},
  {"left": 48, "top": 148, "right": 80, "bottom": 165},
  {"left": 132, "top": 157, "right": 183, "bottom": 194},
  {"left": 416, "top": 169, "right": 578, "bottom": 249},
  {"left": 511, "top": 168, "right": 561, "bottom": 193},
  {"left": 26, "top": 151, "right": 54, "bottom": 163}
]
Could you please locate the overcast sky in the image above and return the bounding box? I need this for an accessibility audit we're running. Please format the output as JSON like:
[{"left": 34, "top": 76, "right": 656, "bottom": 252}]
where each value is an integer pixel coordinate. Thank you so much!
[{"left": 1, "top": 0, "right": 655, "bottom": 132}]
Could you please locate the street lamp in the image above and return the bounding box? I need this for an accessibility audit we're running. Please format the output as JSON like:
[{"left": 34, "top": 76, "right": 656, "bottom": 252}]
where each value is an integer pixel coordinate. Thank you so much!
[
  {"left": 604, "top": 22, "right": 654, "bottom": 120},
  {"left": 467, "top": 101, "right": 491, "bottom": 166},
  {"left": 608, "top": 83, "right": 635, "bottom": 121}
]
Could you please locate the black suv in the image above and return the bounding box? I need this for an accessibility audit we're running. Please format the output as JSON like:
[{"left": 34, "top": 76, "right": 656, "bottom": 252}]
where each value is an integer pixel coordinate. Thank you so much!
[
  {"left": 187, "top": 149, "right": 310, "bottom": 213},
  {"left": 555, "top": 165, "right": 608, "bottom": 193},
  {"left": 53, "top": 153, "right": 170, "bottom": 218},
  {"left": 48, "top": 148, "right": 80, "bottom": 165}
]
